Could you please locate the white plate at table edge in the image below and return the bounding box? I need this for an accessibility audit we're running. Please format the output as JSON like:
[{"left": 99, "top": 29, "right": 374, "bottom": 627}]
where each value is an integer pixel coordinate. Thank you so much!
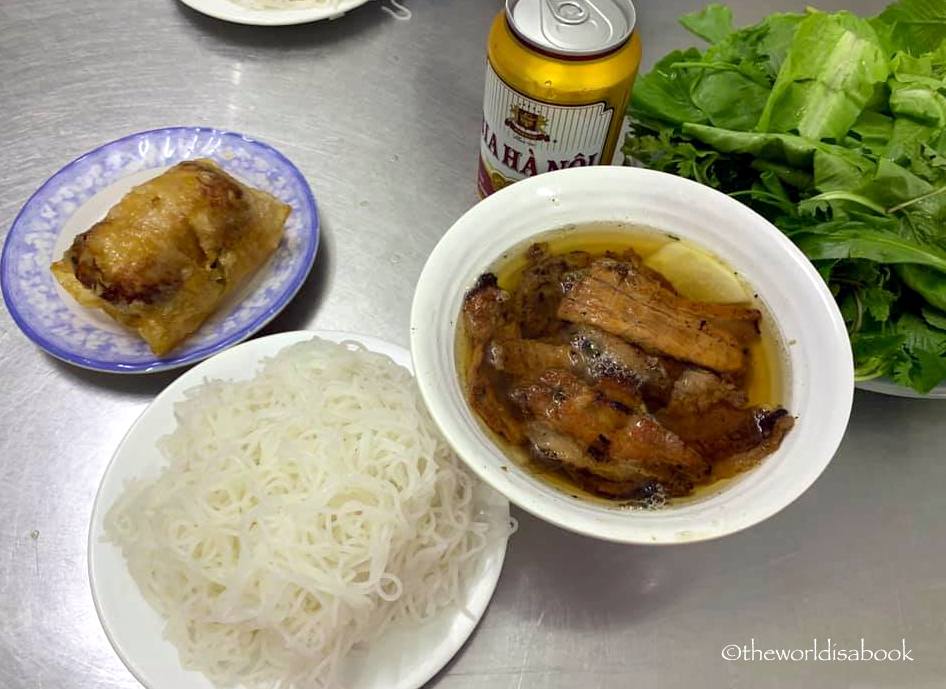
[
  {"left": 177, "top": 0, "right": 373, "bottom": 25},
  {"left": 856, "top": 378, "right": 946, "bottom": 399},
  {"left": 88, "top": 329, "right": 511, "bottom": 689}
]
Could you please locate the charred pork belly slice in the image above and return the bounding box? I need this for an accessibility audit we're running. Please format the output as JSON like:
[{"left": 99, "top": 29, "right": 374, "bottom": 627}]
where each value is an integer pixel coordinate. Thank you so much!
[
  {"left": 513, "top": 370, "right": 709, "bottom": 483},
  {"left": 511, "top": 243, "right": 592, "bottom": 339},
  {"left": 490, "top": 327, "right": 678, "bottom": 410},
  {"left": 656, "top": 368, "right": 793, "bottom": 467},
  {"left": 657, "top": 404, "right": 794, "bottom": 466},
  {"left": 557, "top": 258, "right": 760, "bottom": 374},
  {"left": 512, "top": 369, "right": 628, "bottom": 440},
  {"left": 660, "top": 367, "right": 748, "bottom": 416},
  {"left": 569, "top": 326, "right": 683, "bottom": 410},
  {"left": 487, "top": 338, "right": 576, "bottom": 381},
  {"left": 525, "top": 422, "right": 660, "bottom": 486},
  {"left": 462, "top": 273, "right": 523, "bottom": 444},
  {"left": 467, "top": 369, "right": 525, "bottom": 445},
  {"left": 710, "top": 413, "right": 795, "bottom": 479},
  {"left": 462, "top": 273, "right": 515, "bottom": 345},
  {"left": 608, "top": 414, "right": 709, "bottom": 482},
  {"left": 576, "top": 473, "right": 671, "bottom": 501},
  {"left": 525, "top": 422, "right": 692, "bottom": 499}
]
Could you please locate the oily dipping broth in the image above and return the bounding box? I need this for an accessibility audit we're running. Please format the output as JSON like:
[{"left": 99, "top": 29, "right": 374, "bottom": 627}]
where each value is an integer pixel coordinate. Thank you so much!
[{"left": 456, "top": 222, "right": 792, "bottom": 508}]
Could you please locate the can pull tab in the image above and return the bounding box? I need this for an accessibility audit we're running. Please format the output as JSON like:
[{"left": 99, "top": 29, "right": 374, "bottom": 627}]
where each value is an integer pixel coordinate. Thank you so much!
[
  {"left": 546, "top": 0, "right": 589, "bottom": 24},
  {"left": 536, "top": 0, "right": 620, "bottom": 54}
]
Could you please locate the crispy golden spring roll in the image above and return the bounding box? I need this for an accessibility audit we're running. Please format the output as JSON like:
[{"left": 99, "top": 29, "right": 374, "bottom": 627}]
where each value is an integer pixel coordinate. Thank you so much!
[{"left": 51, "top": 159, "right": 290, "bottom": 355}]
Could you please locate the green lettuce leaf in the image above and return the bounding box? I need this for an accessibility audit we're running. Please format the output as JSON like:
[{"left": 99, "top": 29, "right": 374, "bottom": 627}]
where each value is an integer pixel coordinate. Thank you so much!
[
  {"left": 756, "top": 11, "right": 889, "bottom": 141},
  {"left": 705, "top": 12, "right": 805, "bottom": 81},
  {"left": 813, "top": 149, "right": 876, "bottom": 192},
  {"left": 750, "top": 159, "right": 813, "bottom": 190},
  {"left": 850, "top": 110, "right": 895, "bottom": 154},
  {"left": 776, "top": 217, "right": 894, "bottom": 237},
  {"left": 875, "top": 0, "right": 946, "bottom": 57},
  {"left": 623, "top": 1, "right": 946, "bottom": 392},
  {"left": 887, "top": 118, "right": 941, "bottom": 168},
  {"left": 888, "top": 52, "right": 946, "bottom": 128},
  {"left": 682, "top": 124, "right": 875, "bottom": 178},
  {"left": 898, "top": 263, "right": 946, "bottom": 310},
  {"left": 793, "top": 227, "right": 946, "bottom": 271},
  {"left": 680, "top": 4, "right": 733, "bottom": 44},
  {"left": 922, "top": 306, "right": 946, "bottom": 330},
  {"left": 856, "top": 158, "right": 941, "bottom": 211},
  {"left": 628, "top": 49, "right": 709, "bottom": 128},
  {"left": 689, "top": 70, "right": 771, "bottom": 130}
]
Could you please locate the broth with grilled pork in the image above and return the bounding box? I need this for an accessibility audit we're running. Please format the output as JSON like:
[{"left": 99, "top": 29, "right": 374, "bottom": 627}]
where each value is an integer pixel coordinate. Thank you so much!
[{"left": 458, "top": 225, "right": 793, "bottom": 506}]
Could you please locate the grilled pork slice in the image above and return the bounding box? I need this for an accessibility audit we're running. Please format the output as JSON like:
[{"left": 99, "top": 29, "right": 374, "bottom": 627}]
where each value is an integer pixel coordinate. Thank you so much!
[
  {"left": 525, "top": 423, "right": 692, "bottom": 499},
  {"left": 461, "top": 274, "right": 523, "bottom": 444},
  {"left": 710, "top": 414, "right": 795, "bottom": 478},
  {"left": 511, "top": 243, "right": 592, "bottom": 339},
  {"left": 577, "top": 473, "right": 673, "bottom": 500},
  {"left": 658, "top": 403, "right": 794, "bottom": 465},
  {"left": 569, "top": 326, "right": 683, "bottom": 409},
  {"left": 660, "top": 367, "right": 748, "bottom": 415},
  {"left": 489, "top": 326, "right": 681, "bottom": 410},
  {"left": 487, "top": 338, "right": 576, "bottom": 382},
  {"left": 513, "top": 368, "right": 627, "bottom": 436},
  {"left": 512, "top": 370, "right": 709, "bottom": 483},
  {"left": 557, "top": 257, "right": 760, "bottom": 374},
  {"left": 657, "top": 368, "right": 794, "bottom": 466},
  {"left": 462, "top": 273, "right": 515, "bottom": 345}
]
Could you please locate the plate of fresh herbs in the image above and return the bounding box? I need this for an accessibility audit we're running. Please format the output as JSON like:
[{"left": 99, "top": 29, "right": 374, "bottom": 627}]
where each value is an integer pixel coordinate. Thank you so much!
[{"left": 624, "top": 0, "right": 946, "bottom": 397}]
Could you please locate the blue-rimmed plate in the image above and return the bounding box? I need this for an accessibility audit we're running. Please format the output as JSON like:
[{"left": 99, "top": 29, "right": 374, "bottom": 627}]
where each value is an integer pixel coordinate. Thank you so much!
[{"left": 0, "top": 126, "right": 319, "bottom": 373}]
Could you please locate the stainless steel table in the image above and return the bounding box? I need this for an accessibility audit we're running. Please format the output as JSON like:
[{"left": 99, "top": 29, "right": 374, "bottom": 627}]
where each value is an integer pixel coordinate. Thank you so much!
[{"left": 2, "top": 1, "right": 943, "bottom": 687}]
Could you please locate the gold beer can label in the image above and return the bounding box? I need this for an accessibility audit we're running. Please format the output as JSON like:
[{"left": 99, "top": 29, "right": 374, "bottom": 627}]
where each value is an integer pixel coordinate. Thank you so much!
[
  {"left": 476, "top": 1, "right": 640, "bottom": 197},
  {"left": 477, "top": 61, "right": 614, "bottom": 197}
]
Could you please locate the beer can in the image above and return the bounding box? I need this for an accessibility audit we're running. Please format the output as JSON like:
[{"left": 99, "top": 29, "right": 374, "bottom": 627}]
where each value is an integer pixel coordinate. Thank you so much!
[{"left": 477, "top": 0, "right": 642, "bottom": 197}]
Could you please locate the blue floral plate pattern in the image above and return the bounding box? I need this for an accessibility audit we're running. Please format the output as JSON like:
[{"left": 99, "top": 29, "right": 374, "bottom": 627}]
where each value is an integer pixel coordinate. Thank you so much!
[{"left": 1, "top": 127, "right": 319, "bottom": 373}]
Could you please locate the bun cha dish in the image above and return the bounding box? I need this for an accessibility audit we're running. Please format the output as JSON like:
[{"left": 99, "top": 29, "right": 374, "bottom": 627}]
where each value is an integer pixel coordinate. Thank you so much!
[{"left": 3, "top": 1, "right": 941, "bottom": 688}]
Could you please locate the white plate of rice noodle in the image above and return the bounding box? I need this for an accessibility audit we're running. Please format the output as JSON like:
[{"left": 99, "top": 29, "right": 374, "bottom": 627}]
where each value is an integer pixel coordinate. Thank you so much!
[
  {"left": 176, "top": 0, "right": 375, "bottom": 26},
  {"left": 89, "top": 330, "right": 511, "bottom": 689}
]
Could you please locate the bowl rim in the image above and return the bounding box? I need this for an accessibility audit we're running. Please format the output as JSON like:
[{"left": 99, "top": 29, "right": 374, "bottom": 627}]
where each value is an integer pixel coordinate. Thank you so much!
[{"left": 410, "top": 166, "right": 854, "bottom": 544}]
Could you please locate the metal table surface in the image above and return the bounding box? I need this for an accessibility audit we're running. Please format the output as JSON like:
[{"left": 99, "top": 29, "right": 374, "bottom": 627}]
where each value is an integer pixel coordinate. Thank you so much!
[{"left": 1, "top": 1, "right": 943, "bottom": 687}]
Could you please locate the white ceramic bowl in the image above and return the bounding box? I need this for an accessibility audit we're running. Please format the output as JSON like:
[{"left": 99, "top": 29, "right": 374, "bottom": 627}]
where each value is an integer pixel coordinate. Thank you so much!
[{"left": 411, "top": 166, "right": 854, "bottom": 544}]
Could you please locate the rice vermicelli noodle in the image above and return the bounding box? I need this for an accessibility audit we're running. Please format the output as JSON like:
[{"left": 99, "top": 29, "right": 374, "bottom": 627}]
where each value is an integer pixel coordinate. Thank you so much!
[{"left": 106, "top": 337, "right": 504, "bottom": 688}]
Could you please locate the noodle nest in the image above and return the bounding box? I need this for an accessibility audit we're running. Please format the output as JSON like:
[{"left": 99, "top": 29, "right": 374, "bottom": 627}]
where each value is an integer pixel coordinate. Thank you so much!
[{"left": 106, "top": 337, "right": 499, "bottom": 688}]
